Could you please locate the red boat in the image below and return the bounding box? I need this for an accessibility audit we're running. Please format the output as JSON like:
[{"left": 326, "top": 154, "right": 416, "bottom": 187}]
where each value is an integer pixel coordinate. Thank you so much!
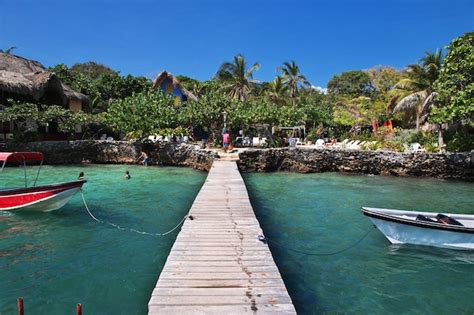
[{"left": 0, "top": 152, "right": 86, "bottom": 212}]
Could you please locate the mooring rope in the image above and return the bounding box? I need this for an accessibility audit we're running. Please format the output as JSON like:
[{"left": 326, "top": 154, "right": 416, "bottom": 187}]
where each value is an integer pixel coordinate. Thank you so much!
[
  {"left": 80, "top": 190, "right": 188, "bottom": 236},
  {"left": 259, "top": 226, "right": 376, "bottom": 256}
]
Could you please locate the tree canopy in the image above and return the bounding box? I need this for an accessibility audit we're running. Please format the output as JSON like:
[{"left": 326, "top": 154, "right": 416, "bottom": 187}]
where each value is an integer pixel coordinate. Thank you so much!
[
  {"left": 327, "top": 70, "right": 375, "bottom": 97},
  {"left": 431, "top": 32, "right": 474, "bottom": 126}
]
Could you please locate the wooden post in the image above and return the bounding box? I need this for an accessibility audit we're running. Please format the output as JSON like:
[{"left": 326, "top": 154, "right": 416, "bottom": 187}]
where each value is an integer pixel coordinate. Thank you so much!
[
  {"left": 76, "top": 303, "right": 82, "bottom": 315},
  {"left": 17, "top": 297, "right": 24, "bottom": 315}
]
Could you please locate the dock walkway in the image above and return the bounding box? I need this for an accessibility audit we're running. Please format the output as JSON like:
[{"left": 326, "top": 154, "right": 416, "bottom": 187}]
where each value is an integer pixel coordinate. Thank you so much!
[{"left": 148, "top": 160, "right": 296, "bottom": 314}]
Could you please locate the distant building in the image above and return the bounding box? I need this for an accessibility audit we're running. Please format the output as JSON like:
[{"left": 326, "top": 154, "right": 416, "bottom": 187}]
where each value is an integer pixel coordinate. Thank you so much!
[
  {"left": 0, "top": 53, "right": 90, "bottom": 140},
  {"left": 152, "top": 71, "right": 197, "bottom": 106}
]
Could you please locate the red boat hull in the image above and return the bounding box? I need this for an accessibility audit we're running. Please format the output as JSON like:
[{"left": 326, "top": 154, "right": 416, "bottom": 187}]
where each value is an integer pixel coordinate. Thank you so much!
[{"left": 0, "top": 180, "right": 86, "bottom": 212}]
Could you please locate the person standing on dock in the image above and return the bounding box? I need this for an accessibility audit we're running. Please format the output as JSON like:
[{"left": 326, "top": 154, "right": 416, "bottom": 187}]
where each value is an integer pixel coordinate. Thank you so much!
[{"left": 222, "top": 130, "right": 230, "bottom": 152}]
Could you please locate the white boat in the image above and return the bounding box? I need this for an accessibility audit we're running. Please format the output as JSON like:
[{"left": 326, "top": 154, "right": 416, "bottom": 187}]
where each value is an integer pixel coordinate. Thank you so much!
[
  {"left": 361, "top": 207, "right": 474, "bottom": 250},
  {"left": 0, "top": 152, "right": 86, "bottom": 212}
]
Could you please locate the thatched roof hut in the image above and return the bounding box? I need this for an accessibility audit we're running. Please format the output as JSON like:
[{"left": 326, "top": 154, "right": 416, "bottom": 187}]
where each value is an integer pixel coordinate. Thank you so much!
[
  {"left": 0, "top": 53, "right": 89, "bottom": 109},
  {"left": 152, "top": 71, "right": 197, "bottom": 102}
]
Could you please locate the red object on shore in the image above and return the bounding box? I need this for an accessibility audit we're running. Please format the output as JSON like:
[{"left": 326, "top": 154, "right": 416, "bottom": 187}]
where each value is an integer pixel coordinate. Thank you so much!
[
  {"left": 388, "top": 120, "right": 394, "bottom": 134},
  {"left": 77, "top": 303, "right": 82, "bottom": 315},
  {"left": 17, "top": 297, "right": 24, "bottom": 315}
]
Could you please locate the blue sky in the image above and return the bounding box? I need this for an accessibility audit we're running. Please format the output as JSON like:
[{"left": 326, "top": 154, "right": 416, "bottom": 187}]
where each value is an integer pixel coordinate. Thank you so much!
[{"left": 1, "top": 0, "right": 472, "bottom": 88}]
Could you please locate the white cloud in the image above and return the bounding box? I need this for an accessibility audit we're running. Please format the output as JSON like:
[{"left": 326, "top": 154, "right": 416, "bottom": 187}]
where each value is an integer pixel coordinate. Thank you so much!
[{"left": 311, "top": 85, "right": 327, "bottom": 94}]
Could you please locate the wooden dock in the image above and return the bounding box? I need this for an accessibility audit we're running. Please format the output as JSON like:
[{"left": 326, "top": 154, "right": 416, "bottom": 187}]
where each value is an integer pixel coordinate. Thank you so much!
[{"left": 148, "top": 160, "right": 296, "bottom": 314}]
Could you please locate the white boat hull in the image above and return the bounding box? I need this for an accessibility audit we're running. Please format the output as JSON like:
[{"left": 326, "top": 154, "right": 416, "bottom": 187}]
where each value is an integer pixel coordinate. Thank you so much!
[
  {"left": 362, "top": 207, "right": 474, "bottom": 250},
  {"left": 368, "top": 216, "right": 474, "bottom": 250},
  {"left": 7, "top": 187, "right": 82, "bottom": 212},
  {"left": 0, "top": 181, "right": 85, "bottom": 212}
]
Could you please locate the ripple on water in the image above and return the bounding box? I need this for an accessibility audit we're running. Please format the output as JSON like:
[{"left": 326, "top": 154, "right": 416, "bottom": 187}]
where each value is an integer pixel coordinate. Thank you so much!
[
  {"left": 0, "top": 165, "right": 206, "bottom": 314},
  {"left": 244, "top": 172, "right": 474, "bottom": 315}
]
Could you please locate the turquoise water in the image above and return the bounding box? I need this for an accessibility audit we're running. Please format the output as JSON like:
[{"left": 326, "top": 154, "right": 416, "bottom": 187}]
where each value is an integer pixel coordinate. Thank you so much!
[
  {"left": 1, "top": 166, "right": 473, "bottom": 314},
  {"left": 0, "top": 165, "right": 206, "bottom": 314},
  {"left": 244, "top": 172, "right": 474, "bottom": 314}
]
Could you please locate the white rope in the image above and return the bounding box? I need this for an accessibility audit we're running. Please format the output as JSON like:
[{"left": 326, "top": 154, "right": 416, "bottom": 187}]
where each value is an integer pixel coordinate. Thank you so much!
[{"left": 80, "top": 190, "right": 188, "bottom": 236}]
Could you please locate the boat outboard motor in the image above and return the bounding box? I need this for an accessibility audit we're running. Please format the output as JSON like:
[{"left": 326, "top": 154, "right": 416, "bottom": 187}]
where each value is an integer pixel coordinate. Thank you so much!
[{"left": 436, "top": 214, "right": 464, "bottom": 226}]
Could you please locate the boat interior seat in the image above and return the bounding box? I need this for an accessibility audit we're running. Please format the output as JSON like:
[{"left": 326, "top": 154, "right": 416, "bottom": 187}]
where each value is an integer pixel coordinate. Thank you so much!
[
  {"left": 436, "top": 214, "right": 464, "bottom": 226},
  {"left": 416, "top": 214, "right": 437, "bottom": 223}
]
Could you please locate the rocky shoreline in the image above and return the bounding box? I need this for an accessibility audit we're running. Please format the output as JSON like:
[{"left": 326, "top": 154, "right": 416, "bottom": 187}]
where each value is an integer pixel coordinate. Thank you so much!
[
  {"left": 1, "top": 141, "right": 472, "bottom": 181},
  {"left": 237, "top": 147, "right": 473, "bottom": 181},
  {"left": 0, "top": 140, "right": 217, "bottom": 172}
]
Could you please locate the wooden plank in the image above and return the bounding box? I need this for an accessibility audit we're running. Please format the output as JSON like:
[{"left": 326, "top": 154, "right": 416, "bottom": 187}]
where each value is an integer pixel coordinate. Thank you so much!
[
  {"left": 162, "top": 265, "right": 280, "bottom": 274},
  {"left": 149, "top": 294, "right": 292, "bottom": 305},
  {"left": 148, "top": 161, "right": 296, "bottom": 314},
  {"left": 151, "top": 287, "right": 289, "bottom": 296},
  {"left": 155, "top": 278, "right": 286, "bottom": 288},
  {"left": 149, "top": 304, "right": 297, "bottom": 314}
]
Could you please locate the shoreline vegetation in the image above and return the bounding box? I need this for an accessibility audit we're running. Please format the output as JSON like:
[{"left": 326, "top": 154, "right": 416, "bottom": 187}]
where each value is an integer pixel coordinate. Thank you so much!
[
  {"left": 0, "top": 32, "right": 472, "bottom": 155},
  {"left": 1, "top": 140, "right": 472, "bottom": 181}
]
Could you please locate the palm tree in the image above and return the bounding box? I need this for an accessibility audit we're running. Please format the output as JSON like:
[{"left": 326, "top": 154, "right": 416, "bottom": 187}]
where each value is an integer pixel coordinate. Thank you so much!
[
  {"left": 214, "top": 54, "right": 260, "bottom": 101},
  {"left": 388, "top": 49, "right": 443, "bottom": 130},
  {"left": 277, "top": 61, "right": 310, "bottom": 98},
  {"left": 267, "top": 76, "right": 288, "bottom": 105}
]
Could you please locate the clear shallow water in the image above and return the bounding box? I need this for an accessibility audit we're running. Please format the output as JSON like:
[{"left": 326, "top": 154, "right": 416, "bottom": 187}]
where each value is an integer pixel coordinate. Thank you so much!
[
  {"left": 0, "top": 165, "right": 206, "bottom": 314},
  {"left": 2, "top": 166, "right": 473, "bottom": 315},
  {"left": 244, "top": 172, "right": 474, "bottom": 314}
]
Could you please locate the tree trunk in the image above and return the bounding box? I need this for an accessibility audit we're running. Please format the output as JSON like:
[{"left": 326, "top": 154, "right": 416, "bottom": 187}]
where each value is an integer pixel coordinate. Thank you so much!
[{"left": 438, "top": 125, "right": 445, "bottom": 152}]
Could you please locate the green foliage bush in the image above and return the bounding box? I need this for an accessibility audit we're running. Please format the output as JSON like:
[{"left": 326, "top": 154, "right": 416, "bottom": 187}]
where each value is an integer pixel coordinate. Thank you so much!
[
  {"left": 445, "top": 131, "right": 474, "bottom": 152},
  {"left": 407, "top": 130, "right": 437, "bottom": 146}
]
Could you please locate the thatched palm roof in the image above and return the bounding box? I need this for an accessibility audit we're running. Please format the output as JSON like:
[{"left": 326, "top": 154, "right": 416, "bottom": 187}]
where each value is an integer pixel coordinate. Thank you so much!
[
  {"left": 152, "top": 71, "right": 198, "bottom": 101},
  {"left": 0, "top": 53, "right": 89, "bottom": 107}
]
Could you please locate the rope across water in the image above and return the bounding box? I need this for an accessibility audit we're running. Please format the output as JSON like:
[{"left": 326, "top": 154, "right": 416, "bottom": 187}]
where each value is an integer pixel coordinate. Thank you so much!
[
  {"left": 259, "top": 226, "right": 376, "bottom": 256},
  {"left": 80, "top": 190, "right": 187, "bottom": 236}
]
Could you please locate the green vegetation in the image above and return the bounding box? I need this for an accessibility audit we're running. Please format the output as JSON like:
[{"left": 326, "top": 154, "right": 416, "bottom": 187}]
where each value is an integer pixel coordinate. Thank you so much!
[{"left": 1, "top": 32, "right": 472, "bottom": 152}]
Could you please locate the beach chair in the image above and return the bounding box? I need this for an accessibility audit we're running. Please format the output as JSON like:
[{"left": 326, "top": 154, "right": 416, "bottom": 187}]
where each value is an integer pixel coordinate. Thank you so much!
[
  {"left": 315, "top": 139, "right": 325, "bottom": 149},
  {"left": 253, "top": 137, "right": 260, "bottom": 146},
  {"left": 243, "top": 137, "right": 252, "bottom": 146},
  {"left": 409, "top": 143, "right": 425, "bottom": 153},
  {"left": 338, "top": 139, "right": 350, "bottom": 149},
  {"left": 348, "top": 140, "right": 361, "bottom": 150}
]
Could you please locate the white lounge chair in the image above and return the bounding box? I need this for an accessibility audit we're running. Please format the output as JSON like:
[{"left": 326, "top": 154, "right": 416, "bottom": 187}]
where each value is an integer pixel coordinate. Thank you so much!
[
  {"left": 315, "top": 139, "right": 325, "bottom": 149},
  {"left": 348, "top": 140, "right": 361, "bottom": 150},
  {"left": 409, "top": 143, "right": 425, "bottom": 153}
]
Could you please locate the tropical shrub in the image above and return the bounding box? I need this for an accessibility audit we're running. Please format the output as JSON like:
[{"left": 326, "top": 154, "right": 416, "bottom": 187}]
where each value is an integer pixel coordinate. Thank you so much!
[{"left": 445, "top": 131, "right": 474, "bottom": 152}]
